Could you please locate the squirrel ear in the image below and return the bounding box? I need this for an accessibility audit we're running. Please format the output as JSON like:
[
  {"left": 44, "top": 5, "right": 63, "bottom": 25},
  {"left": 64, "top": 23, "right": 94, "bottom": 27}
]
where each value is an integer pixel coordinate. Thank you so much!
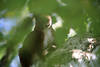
[
  {"left": 32, "top": 18, "right": 36, "bottom": 31},
  {"left": 46, "top": 16, "right": 52, "bottom": 28}
]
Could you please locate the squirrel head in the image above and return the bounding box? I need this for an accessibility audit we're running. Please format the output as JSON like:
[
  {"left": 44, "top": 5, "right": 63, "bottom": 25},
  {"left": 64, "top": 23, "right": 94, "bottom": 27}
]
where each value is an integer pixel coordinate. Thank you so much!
[{"left": 34, "top": 15, "right": 52, "bottom": 30}]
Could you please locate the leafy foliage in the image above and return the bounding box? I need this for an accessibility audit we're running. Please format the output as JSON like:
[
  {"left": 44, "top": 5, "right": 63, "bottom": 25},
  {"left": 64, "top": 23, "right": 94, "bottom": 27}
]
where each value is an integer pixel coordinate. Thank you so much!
[{"left": 0, "top": 0, "right": 100, "bottom": 67}]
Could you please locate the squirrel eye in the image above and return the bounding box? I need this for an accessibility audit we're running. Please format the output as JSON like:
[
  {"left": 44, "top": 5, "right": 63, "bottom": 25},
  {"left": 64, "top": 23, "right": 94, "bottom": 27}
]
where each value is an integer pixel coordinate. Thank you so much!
[{"left": 45, "top": 23, "right": 50, "bottom": 27}]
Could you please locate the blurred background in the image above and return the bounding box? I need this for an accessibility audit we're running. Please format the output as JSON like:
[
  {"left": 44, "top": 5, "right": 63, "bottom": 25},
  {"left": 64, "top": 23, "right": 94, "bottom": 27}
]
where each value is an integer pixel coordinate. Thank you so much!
[{"left": 0, "top": 0, "right": 100, "bottom": 67}]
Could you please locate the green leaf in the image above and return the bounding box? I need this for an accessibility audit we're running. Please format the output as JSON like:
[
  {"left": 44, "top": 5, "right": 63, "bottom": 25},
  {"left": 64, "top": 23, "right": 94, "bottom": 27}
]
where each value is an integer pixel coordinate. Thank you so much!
[
  {"left": 28, "top": 0, "right": 58, "bottom": 13},
  {"left": 0, "top": 0, "right": 26, "bottom": 12}
]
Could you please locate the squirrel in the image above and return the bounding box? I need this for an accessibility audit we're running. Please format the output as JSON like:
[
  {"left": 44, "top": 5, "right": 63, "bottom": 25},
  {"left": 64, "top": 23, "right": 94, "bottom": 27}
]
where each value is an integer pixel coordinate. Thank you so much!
[{"left": 19, "top": 14, "right": 56, "bottom": 67}]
